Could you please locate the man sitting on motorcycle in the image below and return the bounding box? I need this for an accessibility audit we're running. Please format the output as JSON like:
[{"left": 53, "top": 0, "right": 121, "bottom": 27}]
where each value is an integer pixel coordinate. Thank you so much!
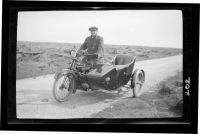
[{"left": 77, "top": 26, "right": 104, "bottom": 66}]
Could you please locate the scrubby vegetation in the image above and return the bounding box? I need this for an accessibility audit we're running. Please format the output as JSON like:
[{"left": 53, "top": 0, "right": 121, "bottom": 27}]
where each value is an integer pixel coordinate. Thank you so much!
[
  {"left": 157, "top": 71, "right": 183, "bottom": 115},
  {"left": 17, "top": 41, "right": 182, "bottom": 79}
]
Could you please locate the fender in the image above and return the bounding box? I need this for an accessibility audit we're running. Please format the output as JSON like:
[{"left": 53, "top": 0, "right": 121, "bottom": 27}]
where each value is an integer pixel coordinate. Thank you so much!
[{"left": 54, "top": 69, "right": 77, "bottom": 80}]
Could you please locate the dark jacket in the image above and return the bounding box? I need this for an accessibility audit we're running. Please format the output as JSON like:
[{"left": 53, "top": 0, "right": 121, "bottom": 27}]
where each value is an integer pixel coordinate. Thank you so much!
[{"left": 79, "top": 35, "right": 104, "bottom": 58}]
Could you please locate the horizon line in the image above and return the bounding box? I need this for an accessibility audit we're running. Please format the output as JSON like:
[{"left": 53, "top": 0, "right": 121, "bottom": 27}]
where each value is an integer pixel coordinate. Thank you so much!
[{"left": 17, "top": 40, "right": 182, "bottom": 49}]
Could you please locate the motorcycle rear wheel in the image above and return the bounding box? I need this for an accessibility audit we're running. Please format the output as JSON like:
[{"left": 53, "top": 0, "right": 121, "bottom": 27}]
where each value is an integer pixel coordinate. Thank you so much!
[{"left": 53, "top": 73, "right": 76, "bottom": 102}]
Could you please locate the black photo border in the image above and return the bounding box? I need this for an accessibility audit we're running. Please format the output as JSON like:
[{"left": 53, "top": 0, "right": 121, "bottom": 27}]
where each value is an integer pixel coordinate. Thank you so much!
[{"left": 1, "top": 0, "right": 199, "bottom": 133}]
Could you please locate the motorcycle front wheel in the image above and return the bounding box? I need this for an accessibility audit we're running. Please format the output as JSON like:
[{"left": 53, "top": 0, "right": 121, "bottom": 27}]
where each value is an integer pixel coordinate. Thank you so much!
[{"left": 53, "top": 73, "right": 76, "bottom": 102}]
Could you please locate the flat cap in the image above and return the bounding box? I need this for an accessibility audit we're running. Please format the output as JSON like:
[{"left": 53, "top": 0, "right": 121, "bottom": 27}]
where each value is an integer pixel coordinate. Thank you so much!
[{"left": 89, "top": 26, "right": 98, "bottom": 31}]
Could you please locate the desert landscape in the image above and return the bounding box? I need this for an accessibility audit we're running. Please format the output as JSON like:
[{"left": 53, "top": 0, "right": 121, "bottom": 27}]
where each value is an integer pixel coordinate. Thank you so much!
[
  {"left": 16, "top": 41, "right": 183, "bottom": 118},
  {"left": 17, "top": 41, "right": 182, "bottom": 80}
]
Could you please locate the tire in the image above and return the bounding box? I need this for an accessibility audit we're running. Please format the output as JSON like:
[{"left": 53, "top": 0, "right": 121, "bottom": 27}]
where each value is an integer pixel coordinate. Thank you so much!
[
  {"left": 53, "top": 72, "right": 76, "bottom": 102},
  {"left": 131, "top": 69, "right": 145, "bottom": 97}
]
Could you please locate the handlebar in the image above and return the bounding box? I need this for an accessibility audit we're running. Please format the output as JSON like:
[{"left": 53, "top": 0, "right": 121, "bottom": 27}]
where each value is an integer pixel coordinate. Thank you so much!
[
  {"left": 76, "top": 51, "right": 98, "bottom": 58},
  {"left": 70, "top": 53, "right": 98, "bottom": 62},
  {"left": 69, "top": 51, "right": 100, "bottom": 70},
  {"left": 69, "top": 49, "right": 99, "bottom": 63},
  {"left": 70, "top": 57, "right": 80, "bottom": 62},
  {"left": 83, "top": 53, "right": 98, "bottom": 56}
]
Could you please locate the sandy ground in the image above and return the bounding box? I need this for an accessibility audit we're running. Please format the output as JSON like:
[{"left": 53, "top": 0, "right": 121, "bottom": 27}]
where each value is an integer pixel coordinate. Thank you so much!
[{"left": 16, "top": 55, "right": 182, "bottom": 119}]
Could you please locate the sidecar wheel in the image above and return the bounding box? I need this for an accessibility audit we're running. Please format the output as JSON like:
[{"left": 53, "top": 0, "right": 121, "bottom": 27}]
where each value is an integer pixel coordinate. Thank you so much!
[
  {"left": 53, "top": 73, "right": 76, "bottom": 102},
  {"left": 131, "top": 69, "right": 145, "bottom": 97}
]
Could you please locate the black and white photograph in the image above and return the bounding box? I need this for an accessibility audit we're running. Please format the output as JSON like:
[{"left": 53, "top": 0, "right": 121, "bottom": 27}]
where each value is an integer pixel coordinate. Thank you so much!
[
  {"left": 16, "top": 10, "right": 183, "bottom": 119},
  {"left": 2, "top": 0, "right": 200, "bottom": 132}
]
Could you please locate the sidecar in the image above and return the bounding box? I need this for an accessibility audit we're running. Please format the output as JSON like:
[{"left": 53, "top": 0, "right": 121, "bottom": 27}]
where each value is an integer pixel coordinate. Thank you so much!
[
  {"left": 53, "top": 54, "right": 145, "bottom": 102},
  {"left": 85, "top": 55, "right": 145, "bottom": 94}
]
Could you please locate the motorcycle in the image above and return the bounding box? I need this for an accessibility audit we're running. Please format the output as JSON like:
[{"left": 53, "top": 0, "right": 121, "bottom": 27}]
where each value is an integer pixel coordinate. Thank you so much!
[{"left": 53, "top": 50, "right": 145, "bottom": 102}]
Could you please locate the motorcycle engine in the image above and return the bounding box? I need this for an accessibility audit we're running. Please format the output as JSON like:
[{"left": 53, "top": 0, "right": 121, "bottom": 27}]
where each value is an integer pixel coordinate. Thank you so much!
[{"left": 81, "top": 83, "right": 90, "bottom": 90}]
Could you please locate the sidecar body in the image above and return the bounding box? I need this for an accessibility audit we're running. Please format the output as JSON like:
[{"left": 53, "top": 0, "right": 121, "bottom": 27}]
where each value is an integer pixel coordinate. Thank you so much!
[{"left": 86, "top": 55, "right": 136, "bottom": 90}]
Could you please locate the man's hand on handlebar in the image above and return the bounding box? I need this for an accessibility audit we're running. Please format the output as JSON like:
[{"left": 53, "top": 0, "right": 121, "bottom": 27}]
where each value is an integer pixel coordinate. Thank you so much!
[
  {"left": 76, "top": 50, "right": 85, "bottom": 57},
  {"left": 77, "top": 50, "right": 100, "bottom": 58}
]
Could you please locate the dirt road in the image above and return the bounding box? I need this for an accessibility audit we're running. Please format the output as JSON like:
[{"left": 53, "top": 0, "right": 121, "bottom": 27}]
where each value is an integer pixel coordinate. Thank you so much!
[{"left": 16, "top": 55, "right": 182, "bottom": 118}]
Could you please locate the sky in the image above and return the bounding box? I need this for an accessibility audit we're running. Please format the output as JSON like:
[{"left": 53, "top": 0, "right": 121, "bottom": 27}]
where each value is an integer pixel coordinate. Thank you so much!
[{"left": 17, "top": 10, "right": 182, "bottom": 48}]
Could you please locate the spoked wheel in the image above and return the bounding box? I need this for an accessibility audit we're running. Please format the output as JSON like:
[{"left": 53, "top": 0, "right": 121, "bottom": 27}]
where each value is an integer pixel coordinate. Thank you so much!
[
  {"left": 53, "top": 73, "right": 76, "bottom": 102},
  {"left": 131, "top": 69, "right": 145, "bottom": 97}
]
